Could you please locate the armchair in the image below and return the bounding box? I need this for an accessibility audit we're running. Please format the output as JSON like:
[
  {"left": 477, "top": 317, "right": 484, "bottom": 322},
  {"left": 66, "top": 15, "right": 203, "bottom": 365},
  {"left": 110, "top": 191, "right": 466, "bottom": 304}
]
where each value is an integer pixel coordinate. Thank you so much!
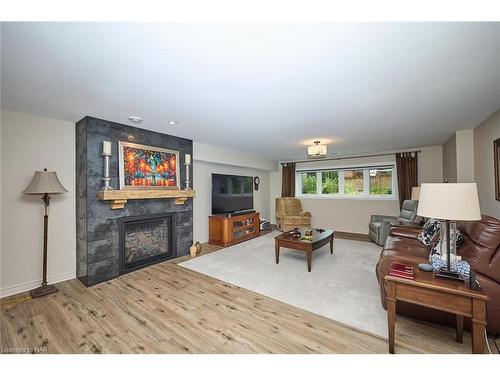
[
  {"left": 369, "top": 199, "right": 420, "bottom": 245},
  {"left": 275, "top": 197, "right": 311, "bottom": 232}
]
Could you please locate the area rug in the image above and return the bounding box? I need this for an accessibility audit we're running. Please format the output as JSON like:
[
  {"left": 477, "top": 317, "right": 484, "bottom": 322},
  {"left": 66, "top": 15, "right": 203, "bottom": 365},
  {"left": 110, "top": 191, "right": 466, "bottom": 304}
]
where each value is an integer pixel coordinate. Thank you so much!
[{"left": 179, "top": 231, "right": 388, "bottom": 338}]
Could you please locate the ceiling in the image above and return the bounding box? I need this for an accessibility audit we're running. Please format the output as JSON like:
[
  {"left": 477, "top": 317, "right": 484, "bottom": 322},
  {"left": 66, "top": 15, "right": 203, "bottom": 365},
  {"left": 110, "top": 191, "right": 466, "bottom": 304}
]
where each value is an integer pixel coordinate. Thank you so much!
[{"left": 1, "top": 22, "right": 499, "bottom": 160}]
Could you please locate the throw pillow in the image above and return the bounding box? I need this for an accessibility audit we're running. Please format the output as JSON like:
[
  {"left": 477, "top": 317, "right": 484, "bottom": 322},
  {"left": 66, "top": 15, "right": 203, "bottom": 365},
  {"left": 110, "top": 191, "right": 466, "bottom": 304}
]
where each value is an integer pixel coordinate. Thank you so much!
[{"left": 417, "top": 219, "right": 440, "bottom": 246}]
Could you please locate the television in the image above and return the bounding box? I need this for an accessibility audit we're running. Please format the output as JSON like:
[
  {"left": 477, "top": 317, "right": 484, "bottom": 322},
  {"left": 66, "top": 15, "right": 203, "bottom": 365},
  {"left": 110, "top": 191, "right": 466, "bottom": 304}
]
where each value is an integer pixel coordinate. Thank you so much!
[{"left": 212, "top": 174, "right": 254, "bottom": 215}]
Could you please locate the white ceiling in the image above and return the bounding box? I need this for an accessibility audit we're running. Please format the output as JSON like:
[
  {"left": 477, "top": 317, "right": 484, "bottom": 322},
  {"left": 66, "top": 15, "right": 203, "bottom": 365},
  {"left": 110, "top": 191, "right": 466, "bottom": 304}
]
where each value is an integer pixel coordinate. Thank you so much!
[{"left": 1, "top": 22, "right": 499, "bottom": 160}]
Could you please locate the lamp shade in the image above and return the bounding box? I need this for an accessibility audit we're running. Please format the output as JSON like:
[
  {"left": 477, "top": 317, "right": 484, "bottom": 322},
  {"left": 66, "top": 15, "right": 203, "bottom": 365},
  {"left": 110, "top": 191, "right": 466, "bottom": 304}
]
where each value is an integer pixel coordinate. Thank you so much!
[
  {"left": 23, "top": 169, "right": 68, "bottom": 194},
  {"left": 416, "top": 183, "right": 481, "bottom": 221},
  {"left": 411, "top": 187, "right": 420, "bottom": 200}
]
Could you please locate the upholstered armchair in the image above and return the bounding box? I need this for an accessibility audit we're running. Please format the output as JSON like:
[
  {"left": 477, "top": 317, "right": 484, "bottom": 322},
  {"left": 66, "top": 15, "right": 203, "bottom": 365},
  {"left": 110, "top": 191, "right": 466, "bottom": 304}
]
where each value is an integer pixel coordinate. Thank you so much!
[
  {"left": 369, "top": 200, "right": 420, "bottom": 245},
  {"left": 275, "top": 197, "right": 312, "bottom": 232}
]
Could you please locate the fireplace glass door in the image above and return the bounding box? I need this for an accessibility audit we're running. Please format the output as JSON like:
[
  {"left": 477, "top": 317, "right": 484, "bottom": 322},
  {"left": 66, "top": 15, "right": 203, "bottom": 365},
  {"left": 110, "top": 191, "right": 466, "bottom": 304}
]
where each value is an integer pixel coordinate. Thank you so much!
[{"left": 119, "top": 213, "right": 176, "bottom": 274}]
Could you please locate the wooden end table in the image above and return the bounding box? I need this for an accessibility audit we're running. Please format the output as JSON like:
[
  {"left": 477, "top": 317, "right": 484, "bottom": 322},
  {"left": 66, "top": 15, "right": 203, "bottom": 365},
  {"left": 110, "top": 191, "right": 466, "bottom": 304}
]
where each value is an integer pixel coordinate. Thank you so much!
[
  {"left": 274, "top": 228, "right": 334, "bottom": 272},
  {"left": 384, "top": 268, "right": 489, "bottom": 354}
]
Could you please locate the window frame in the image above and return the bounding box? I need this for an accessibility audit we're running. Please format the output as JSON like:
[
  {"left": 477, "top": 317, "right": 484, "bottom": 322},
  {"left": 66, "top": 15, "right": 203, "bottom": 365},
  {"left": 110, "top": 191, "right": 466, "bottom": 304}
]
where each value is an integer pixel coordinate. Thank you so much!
[{"left": 295, "top": 163, "right": 398, "bottom": 200}]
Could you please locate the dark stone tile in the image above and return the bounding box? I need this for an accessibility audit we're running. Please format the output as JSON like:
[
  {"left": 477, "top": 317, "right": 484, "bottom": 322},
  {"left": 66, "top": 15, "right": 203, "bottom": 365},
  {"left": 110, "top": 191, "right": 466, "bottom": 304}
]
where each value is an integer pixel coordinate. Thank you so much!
[
  {"left": 87, "top": 218, "right": 118, "bottom": 242},
  {"left": 87, "top": 237, "right": 119, "bottom": 265},
  {"left": 176, "top": 211, "right": 193, "bottom": 227},
  {"left": 76, "top": 237, "right": 87, "bottom": 279},
  {"left": 177, "top": 225, "right": 193, "bottom": 240},
  {"left": 177, "top": 239, "right": 192, "bottom": 257},
  {"left": 77, "top": 274, "right": 87, "bottom": 286},
  {"left": 75, "top": 118, "right": 87, "bottom": 198},
  {"left": 76, "top": 116, "right": 193, "bottom": 286},
  {"left": 87, "top": 259, "right": 120, "bottom": 286}
]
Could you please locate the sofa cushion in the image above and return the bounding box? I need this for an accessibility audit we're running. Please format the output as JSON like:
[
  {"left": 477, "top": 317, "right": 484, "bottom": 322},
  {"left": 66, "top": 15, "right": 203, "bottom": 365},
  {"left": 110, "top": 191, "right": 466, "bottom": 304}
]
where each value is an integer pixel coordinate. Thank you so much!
[
  {"left": 390, "top": 226, "right": 421, "bottom": 239},
  {"left": 458, "top": 215, "right": 500, "bottom": 284},
  {"left": 383, "top": 235, "right": 430, "bottom": 260},
  {"left": 458, "top": 215, "right": 500, "bottom": 252},
  {"left": 282, "top": 215, "right": 309, "bottom": 222}
]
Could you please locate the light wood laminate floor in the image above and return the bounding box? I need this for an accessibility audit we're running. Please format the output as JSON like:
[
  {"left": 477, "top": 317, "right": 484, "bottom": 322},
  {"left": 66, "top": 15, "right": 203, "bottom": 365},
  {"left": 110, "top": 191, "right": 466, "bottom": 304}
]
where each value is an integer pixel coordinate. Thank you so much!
[{"left": 1, "top": 243, "right": 493, "bottom": 354}]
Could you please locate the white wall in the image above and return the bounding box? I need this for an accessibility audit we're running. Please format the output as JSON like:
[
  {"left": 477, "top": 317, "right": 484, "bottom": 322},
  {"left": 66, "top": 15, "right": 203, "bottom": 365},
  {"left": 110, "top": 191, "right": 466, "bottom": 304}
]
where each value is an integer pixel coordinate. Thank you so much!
[
  {"left": 193, "top": 141, "right": 277, "bottom": 241},
  {"left": 442, "top": 129, "right": 475, "bottom": 183},
  {"left": 0, "top": 107, "right": 3, "bottom": 290},
  {"left": 418, "top": 145, "right": 443, "bottom": 183},
  {"left": 442, "top": 134, "right": 457, "bottom": 183},
  {"left": 193, "top": 160, "right": 271, "bottom": 243},
  {"left": 269, "top": 146, "right": 443, "bottom": 234},
  {"left": 0, "top": 27, "right": 3, "bottom": 292},
  {"left": 0, "top": 110, "right": 76, "bottom": 297},
  {"left": 456, "top": 129, "right": 475, "bottom": 183},
  {"left": 269, "top": 169, "right": 282, "bottom": 224},
  {"left": 194, "top": 142, "right": 277, "bottom": 171},
  {"left": 474, "top": 109, "right": 500, "bottom": 218}
]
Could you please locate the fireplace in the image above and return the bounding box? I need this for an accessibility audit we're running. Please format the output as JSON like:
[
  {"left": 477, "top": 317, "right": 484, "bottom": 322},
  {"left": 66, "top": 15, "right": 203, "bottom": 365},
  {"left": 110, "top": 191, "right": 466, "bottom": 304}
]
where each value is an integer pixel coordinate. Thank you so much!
[
  {"left": 119, "top": 213, "right": 177, "bottom": 274},
  {"left": 76, "top": 117, "right": 193, "bottom": 286}
]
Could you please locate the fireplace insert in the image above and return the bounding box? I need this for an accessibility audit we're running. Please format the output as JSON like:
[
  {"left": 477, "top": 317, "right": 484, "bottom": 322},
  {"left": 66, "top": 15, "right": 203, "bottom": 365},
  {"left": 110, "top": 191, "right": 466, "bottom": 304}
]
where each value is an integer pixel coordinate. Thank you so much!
[{"left": 119, "top": 212, "right": 177, "bottom": 274}]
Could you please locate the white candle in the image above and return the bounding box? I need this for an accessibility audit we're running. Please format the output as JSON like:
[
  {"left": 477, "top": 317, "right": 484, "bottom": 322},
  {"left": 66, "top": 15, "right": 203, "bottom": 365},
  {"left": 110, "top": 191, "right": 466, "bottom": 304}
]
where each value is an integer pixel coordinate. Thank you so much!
[
  {"left": 185, "top": 154, "right": 191, "bottom": 165},
  {"left": 103, "top": 141, "right": 112, "bottom": 155}
]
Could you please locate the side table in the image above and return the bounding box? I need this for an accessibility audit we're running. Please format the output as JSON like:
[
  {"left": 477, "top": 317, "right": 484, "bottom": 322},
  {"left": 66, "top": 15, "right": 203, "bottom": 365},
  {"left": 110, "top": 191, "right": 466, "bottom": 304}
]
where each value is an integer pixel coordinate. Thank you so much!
[{"left": 384, "top": 268, "right": 489, "bottom": 354}]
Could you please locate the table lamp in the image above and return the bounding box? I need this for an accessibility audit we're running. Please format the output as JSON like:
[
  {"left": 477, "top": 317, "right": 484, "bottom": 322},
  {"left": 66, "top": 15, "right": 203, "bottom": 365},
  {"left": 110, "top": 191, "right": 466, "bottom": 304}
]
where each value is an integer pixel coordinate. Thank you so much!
[
  {"left": 411, "top": 186, "right": 420, "bottom": 201},
  {"left": 23, "top": 169, "right": 67, "bottom": 297},
  {"left": 417, "top": 183, "right": 481, "bottom": 281}
]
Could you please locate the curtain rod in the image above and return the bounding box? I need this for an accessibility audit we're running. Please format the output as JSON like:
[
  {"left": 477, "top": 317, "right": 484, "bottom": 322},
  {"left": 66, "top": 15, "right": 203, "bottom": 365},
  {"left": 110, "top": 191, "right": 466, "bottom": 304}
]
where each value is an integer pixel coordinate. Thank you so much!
[{"left": 280, "top": 150, "right": 421, "bottom": 166}]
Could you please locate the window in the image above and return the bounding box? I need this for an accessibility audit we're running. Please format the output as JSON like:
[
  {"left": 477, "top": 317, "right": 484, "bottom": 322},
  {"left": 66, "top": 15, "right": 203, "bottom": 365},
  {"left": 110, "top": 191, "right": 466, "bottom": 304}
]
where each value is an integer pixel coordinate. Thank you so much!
[
  {"left": 301, "top": 172, "right": 317, "bottom": 194},
  {"left": 322, "top": 171, "right": 339, "bottom": 194},
  {"left": 296, "top": 165, "right": 396, "bottom": 199},
  {"left": 369, "top": 168, "right": 393, "bottom": 196},
  {"left": 344, "top": 170, "right": 364, "bottom": 195}
]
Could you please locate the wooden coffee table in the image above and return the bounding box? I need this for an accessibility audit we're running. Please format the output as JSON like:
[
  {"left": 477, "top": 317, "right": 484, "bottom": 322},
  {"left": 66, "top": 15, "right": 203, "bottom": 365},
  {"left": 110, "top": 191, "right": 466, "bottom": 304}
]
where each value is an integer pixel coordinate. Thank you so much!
[{"left": 274, "top": 228, "right": 334, "bottom": 272}]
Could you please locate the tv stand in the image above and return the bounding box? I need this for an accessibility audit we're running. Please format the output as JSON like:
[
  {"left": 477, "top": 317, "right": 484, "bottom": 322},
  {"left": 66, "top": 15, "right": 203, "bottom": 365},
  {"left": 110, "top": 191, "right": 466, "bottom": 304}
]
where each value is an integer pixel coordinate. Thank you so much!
[
  {"left": 209, "top": 212, "right": 260, "bottom": 247},
  {"left": 227, "top": 209, "right": 256, "bottom": 217}
]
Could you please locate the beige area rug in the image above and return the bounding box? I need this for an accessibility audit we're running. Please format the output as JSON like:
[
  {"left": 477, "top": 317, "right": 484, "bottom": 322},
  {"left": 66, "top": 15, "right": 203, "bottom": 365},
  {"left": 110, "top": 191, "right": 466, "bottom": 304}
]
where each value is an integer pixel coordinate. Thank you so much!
[{"left": 180, "top": 231, "right": 388, "bottom": 338}]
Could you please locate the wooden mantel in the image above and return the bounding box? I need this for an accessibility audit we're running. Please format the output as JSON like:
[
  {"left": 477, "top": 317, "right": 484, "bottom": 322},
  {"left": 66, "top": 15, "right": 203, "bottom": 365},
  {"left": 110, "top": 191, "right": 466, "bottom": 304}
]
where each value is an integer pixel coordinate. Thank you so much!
[{"left": 96, "top": 189, "right": 196, "bottom": 209}]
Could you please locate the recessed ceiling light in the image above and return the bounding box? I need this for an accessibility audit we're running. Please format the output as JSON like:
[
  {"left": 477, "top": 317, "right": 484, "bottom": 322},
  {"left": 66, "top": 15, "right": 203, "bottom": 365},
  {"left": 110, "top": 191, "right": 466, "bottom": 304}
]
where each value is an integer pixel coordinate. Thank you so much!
[
  {"left": 128, "top": 116, "right": 143, "bottom": 124},
  {"left": 168, "top": 121, "right": 178, "bottom": 125}
]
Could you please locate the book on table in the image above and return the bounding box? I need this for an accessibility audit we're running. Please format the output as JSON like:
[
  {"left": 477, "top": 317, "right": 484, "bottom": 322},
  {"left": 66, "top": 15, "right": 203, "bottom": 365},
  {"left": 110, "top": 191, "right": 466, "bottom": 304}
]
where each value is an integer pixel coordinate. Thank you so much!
[{"left": 389, "top": 262, "right": 415, "bottom": 280}]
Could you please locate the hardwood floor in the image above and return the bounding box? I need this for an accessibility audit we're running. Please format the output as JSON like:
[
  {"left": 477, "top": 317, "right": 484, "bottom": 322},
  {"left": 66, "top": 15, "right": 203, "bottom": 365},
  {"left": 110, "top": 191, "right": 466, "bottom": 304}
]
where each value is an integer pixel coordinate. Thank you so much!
[
  {"left": 334, "top": 231, "right": 371, "bottom": 242},
  {"left": 0, "top": 244, "right": 492, "bottom": 354}
]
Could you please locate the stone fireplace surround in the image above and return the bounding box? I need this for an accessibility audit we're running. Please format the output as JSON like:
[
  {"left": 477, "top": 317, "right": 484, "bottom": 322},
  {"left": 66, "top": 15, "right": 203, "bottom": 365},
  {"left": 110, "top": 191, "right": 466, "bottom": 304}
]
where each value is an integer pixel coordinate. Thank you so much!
[{"left": 76, "top": 116, "right": 193, "bottom": 286}]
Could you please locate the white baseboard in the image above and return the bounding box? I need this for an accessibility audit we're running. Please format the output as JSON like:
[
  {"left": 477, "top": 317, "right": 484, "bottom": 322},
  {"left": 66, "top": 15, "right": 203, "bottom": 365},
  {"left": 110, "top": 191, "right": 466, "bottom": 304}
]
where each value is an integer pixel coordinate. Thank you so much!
[{"left": 0, "top": 271, "right": 76, "bottom": 298}]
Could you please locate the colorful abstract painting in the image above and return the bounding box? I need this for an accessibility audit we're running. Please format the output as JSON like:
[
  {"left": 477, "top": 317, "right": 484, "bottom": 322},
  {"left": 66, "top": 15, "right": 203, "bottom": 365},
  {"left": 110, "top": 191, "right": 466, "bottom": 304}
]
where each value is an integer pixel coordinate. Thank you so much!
[{"left": 118, "top": 141, "right": 179, "bottom": 189}]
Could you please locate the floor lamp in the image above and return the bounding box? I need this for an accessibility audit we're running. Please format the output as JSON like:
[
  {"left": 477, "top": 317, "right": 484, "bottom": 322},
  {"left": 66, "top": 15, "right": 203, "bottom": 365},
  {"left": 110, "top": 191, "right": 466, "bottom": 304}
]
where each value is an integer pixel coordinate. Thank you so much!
[
  {"left": 23, "top": 168, "right": 67, "bottom": 298},
  {"left": 417, "top": 183, "right": 481, "bottom": 281}
]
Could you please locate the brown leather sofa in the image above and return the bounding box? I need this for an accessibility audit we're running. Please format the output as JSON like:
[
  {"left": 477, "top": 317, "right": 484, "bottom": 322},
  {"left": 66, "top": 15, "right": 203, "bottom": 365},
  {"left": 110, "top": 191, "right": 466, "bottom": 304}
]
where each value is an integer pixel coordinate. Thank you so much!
[{"left": 376, "top": 215, "right": 500, "bottom": 335}]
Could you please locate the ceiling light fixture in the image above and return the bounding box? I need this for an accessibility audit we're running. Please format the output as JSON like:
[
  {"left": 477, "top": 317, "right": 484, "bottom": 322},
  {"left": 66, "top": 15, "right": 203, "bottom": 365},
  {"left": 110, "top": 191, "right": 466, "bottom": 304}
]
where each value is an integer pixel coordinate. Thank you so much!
[
  {"left": 128, "top": 116, "right": 143, "bottom": 124},
  {"left": 307, "top": 141, "right": 328, "bottom": 158},
  {"left": 168, "top": 121, "right": 178, "bottom": 125}
]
